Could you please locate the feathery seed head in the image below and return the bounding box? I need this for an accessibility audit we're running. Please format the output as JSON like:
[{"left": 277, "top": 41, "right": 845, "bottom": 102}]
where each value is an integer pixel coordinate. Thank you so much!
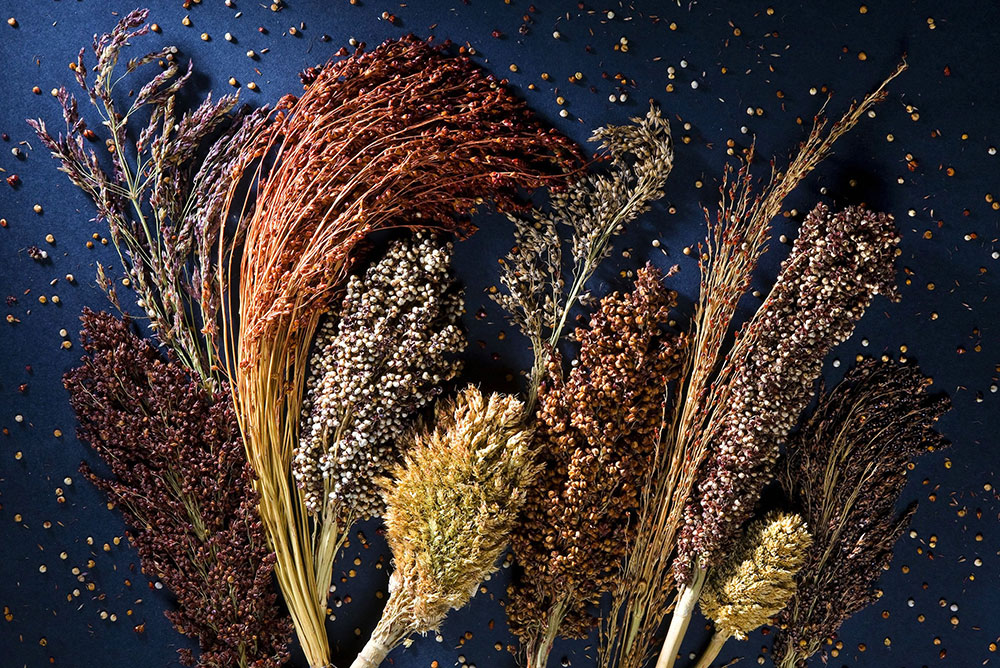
[
  {"left": 700, "top": 511, "right": 812, "bottom": 640},
  {"left": 382, "top": 386, "right": 537, "bottom": 633}
]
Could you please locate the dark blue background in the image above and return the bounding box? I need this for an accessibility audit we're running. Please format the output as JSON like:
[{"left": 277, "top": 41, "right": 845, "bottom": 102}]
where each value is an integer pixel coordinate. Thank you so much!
[{"left": 1, "top": 1, "right": 998, "bottom": 667}]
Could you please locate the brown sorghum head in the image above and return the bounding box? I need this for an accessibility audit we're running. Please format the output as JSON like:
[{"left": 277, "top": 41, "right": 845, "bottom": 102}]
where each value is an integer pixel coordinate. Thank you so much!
[{"left": 507, "top": 265, "right": 685, "bottom": 646}]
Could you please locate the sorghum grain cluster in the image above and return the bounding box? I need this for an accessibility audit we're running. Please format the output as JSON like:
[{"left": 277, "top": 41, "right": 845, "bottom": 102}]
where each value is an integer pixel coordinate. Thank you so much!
[
  {"left": 675, "top": 204, "right": 900, "bottom": 584},
  {"left": 351, "top": 387, "right": 536, "bottom": 668},
  {"left": 294, "top": 234, "right": 465, "bottom": 518},
  {"left": 700, "top": 511, "right": 812, "bottom": 641},
  {"left": 507, "top": 265, "right": 684, "bottom": 665},
  {"left": 64, "top": 310, "right": 291, "bottom": 668},
  {"left": 772, "top": 359, "right": 950, "bottom": 668}
]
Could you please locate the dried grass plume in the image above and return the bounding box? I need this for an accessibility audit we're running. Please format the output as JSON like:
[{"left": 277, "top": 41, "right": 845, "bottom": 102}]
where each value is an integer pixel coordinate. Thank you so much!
[{"left": 351, "top": 387, "right": 538, "bottom": 668}]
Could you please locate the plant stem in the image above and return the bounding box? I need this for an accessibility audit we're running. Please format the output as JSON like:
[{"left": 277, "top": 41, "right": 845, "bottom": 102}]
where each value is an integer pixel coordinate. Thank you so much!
[
  {"left": 350, "top": 593, "right": 412, "bottom": 668},
  {"left": 527, "top": 595, "right": 571, "bottom": 668},
  {"left": 778, "top": 655, "right": 798, "bottom": 668},
  {"left": 692, "top": 630, "right": 729, "bottom": 668},
  {"left": 654, "top": 567, "right": 706, "bottom": 668},
  {"left": 314, "top": 506, "right": 348, "bottom": 610}
]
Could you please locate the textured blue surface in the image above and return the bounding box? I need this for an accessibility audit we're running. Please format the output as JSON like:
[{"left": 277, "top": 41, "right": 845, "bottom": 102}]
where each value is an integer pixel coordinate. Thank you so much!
[{"left": 1, "top": 1, "right": 998, "bottom": 667}]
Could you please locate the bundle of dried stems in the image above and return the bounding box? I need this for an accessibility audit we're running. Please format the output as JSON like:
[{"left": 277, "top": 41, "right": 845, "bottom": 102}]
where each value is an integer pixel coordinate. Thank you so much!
[
  {"left": 221, "top": 36, "right": 580, "bottom": 667},
  {"left": 598, "top": 61, "right": 907, "bottom": 668}
]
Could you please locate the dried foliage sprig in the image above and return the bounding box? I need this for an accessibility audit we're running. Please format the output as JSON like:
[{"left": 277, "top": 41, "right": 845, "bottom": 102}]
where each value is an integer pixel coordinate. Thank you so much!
[
  {"left": 600, "top": 61, "right": 907, "bottom": 668},
  {"left": 223, "top": 36, "right": 581, "bottom": 668},
  {"left": 350, "top": 387, "right": 537, "bottom": 668},
  {"left": 29, "top": 8, "right": 271, "bottom": 388},
  {"left": 492, "top": 105, "right": 673, "bottom": 408},
  {"left": 771, "top": 359, "right": 950, "bottom": 668},
  {"left": 64, "top": 310, "right": 291, "bottom": 668},
  {"left": 693, "top": 511, "right": 811, "bottom": 668},
  {"left": 506, "top": 265, "right": 685, "bottom": 668},
  {"left": 294, "top": 233, "right": 465, "bottom": 609}
]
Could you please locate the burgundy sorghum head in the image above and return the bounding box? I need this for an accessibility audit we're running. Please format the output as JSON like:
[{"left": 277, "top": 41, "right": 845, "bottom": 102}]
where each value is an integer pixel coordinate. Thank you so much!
[
  {"left": 64, "top": 309, "right": 291, "bottom": 668},
  {"left": 771, "top": 358, "right": 950, "bottom": 667},
  {"left": 674, "top": 203, "right": 901, "bottom": 585}
]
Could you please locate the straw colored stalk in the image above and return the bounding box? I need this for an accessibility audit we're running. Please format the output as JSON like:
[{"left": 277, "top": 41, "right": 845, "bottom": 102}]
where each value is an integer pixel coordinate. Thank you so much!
[
  {"left": 222, "top": 36, "right": 580, "bottom": 668},
  {"left": 692, "top": 512, "right": 811, "bottom": 668},
  {"left": 599, "top": 61, "right": 907, "bottom": 668},
  {"left": 351, "top": 387, "right": 537, "bottom": 668}
]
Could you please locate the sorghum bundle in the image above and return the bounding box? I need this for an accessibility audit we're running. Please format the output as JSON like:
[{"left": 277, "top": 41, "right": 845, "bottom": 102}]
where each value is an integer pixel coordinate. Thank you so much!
[
  {"left": 30, "top": 8, "right": 271, "bottom": 388},
  {"left": 64, "top": 310, "right": 291, "bottom": 668},
  {"left": 675, "top": 203, "right": 900, "bottom": 584},
  {"left": 507, "top": 265, "right": 685, "bottom": 668},
  {"left": 657, "top": 203, "right": 899, "bottom": 668},
  {"left": 693, "top": 512, "right": 811, "bottom": 668},
  {"left": 225, "top": 36, "right": 581, "bottom": 668},
  {"left": 600, "top": 62, "right": 907, "bottom": 668},
  {"left": 771, "top": 359, "right": 950, "bottom": 668},
  {"left": 493, "top": 105, "right": 673, "bottom": 407},
  {"left": 351, "top": 387, "right": 537, "bottom": 668},
  {"left": 293, "top": 233, "right": 465, "bottom": 603}
]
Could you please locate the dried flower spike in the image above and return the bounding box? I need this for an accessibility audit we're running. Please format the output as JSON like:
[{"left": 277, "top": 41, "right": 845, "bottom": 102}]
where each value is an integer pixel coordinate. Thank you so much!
[
  {"left": 29, "top": 8, "right": 272, "bottom": 388},
  {"left": 675, "top": 203, "right": 900, "bottom": 585},
  {"left": 772, "top": 359, "right": 950, "bottom": 668},
  {"left": 350, "top": 387, "right": 537, "bottom": 668},
  {"left": 693, "top": 511, "right": 811, "bottom": 668},
  {"left": 507, "top": 265, "right": 684, "bottom": 668}
]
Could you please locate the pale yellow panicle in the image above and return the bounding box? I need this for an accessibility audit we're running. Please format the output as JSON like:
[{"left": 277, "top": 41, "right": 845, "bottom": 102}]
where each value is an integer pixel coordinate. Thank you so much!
[{"left": 699, "top": 511, "right": 812, "bottom": 640}]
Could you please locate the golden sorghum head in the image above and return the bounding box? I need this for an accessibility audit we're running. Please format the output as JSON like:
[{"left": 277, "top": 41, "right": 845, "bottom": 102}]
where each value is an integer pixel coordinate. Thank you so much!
[
  {"left": 699, "top": 511, "right": 812, "bottom": 640},
  {"left": 381, "top": 386, "right": 537, "bottom": 632}
]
